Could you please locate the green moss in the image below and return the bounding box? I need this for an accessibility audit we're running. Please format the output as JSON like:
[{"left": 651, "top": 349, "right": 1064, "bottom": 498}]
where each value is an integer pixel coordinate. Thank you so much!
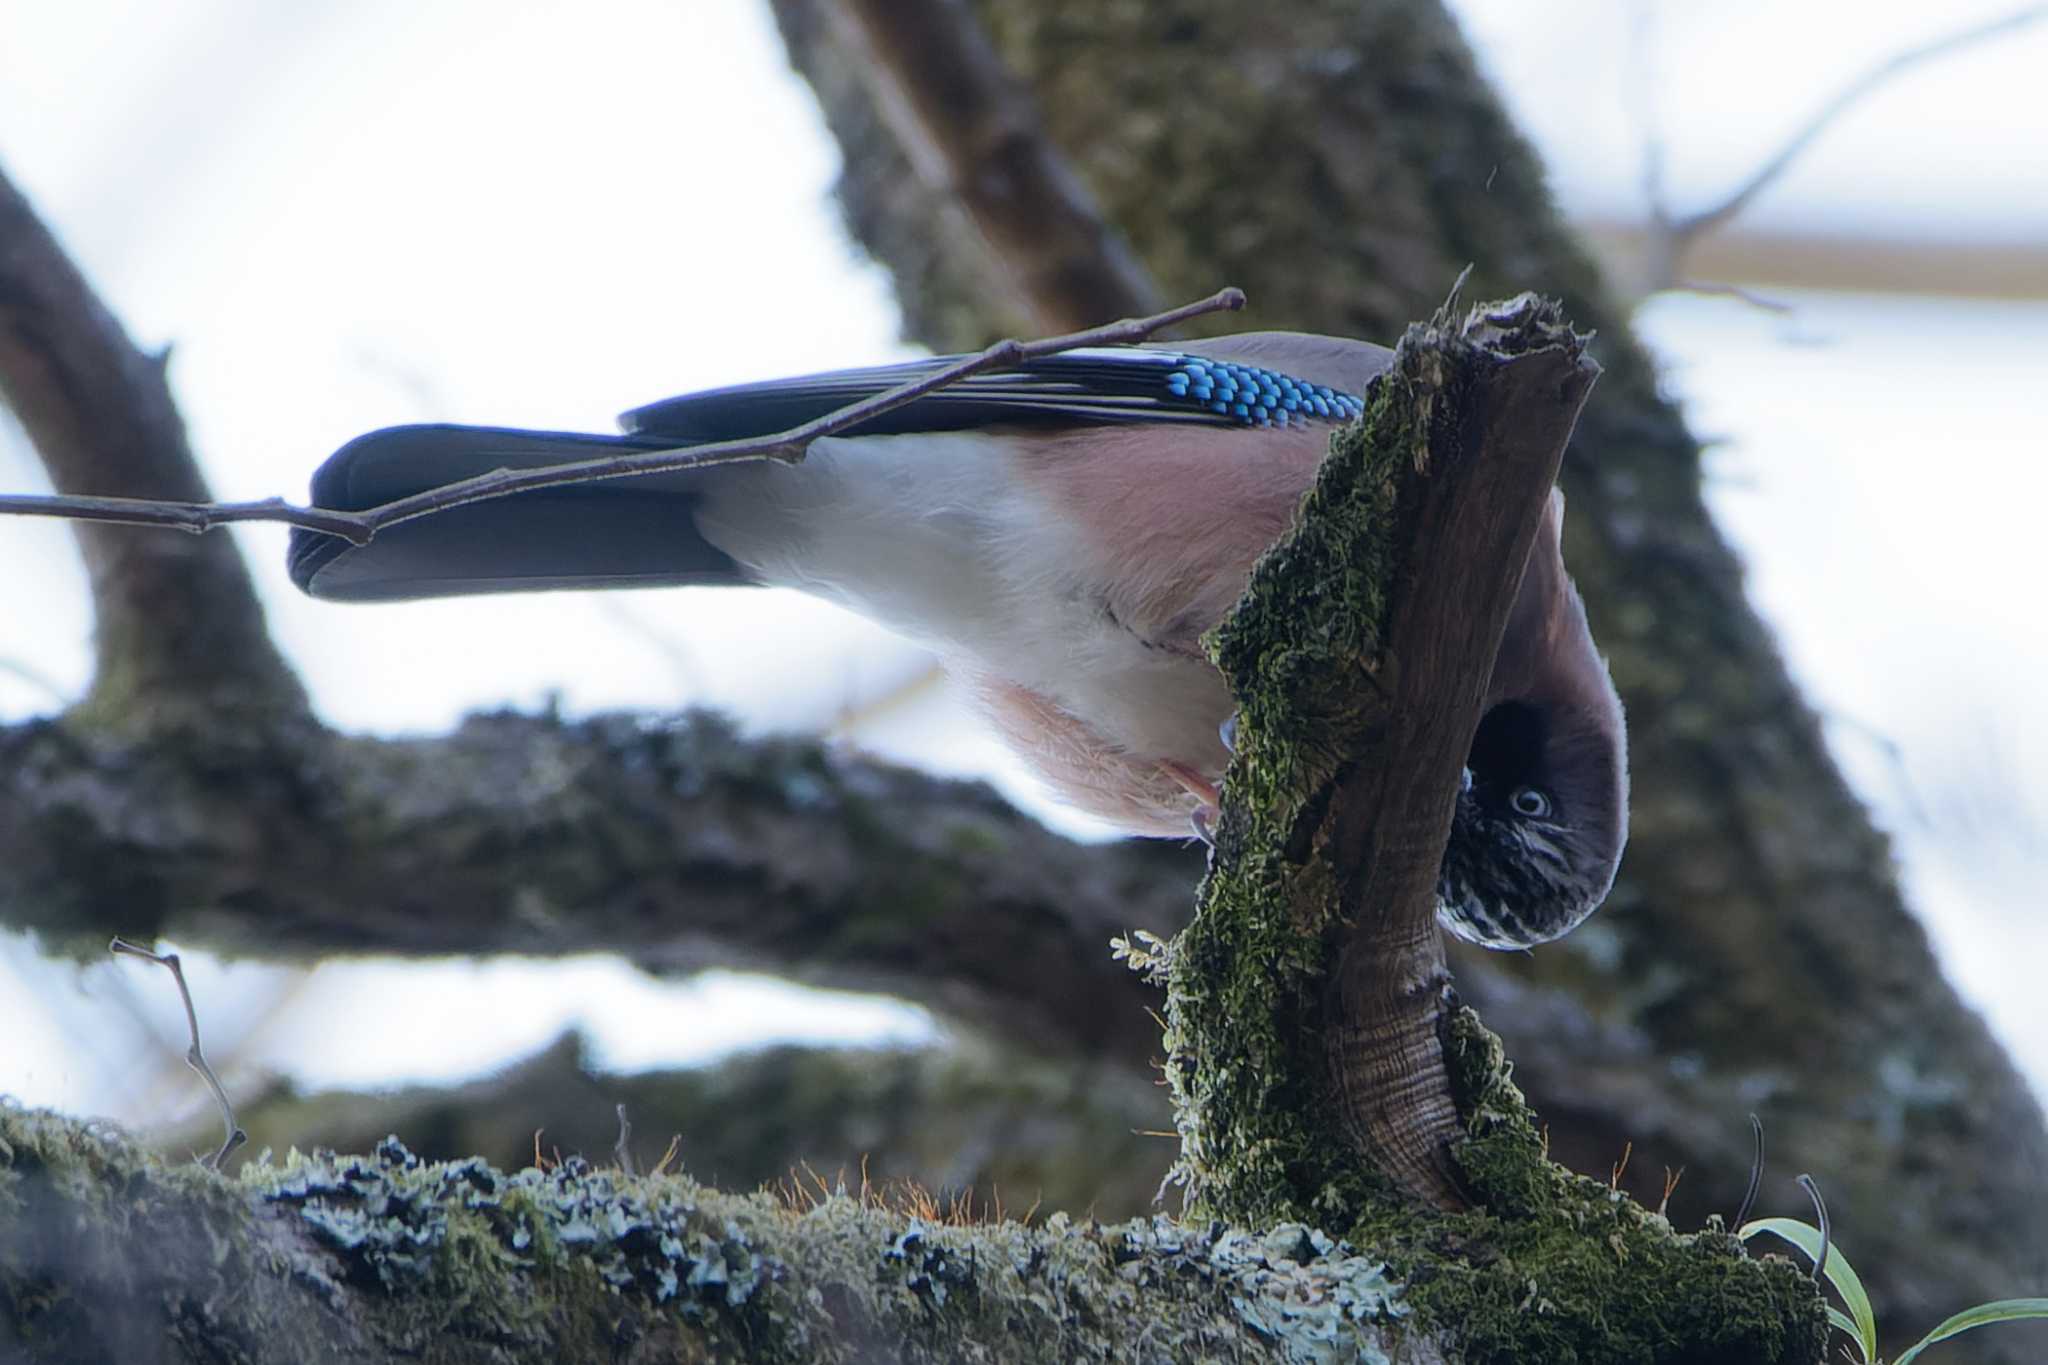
[
  {"left": 0, "top": 1103, "right": 278, "bottom": 1360},
  {"left": 1359, "top": 1010, "right": 1829, "bottom": 1362},
  {"left": 1151, "top": 360, "right": 1415, "bottom": 1235},
  {"left": 5, "top": 1071, "right": 1823, "bottom": 1363},
  {"left": 1127, "top": 300, "right": 1831, "bottom": 1360},
  {"left": 8, "top": 1102, "right": 1422, "bottom": 1361}
]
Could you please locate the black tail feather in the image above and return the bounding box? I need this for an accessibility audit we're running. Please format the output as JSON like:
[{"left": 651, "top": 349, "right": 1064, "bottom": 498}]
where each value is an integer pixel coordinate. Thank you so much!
[{"left": 289, "top": 424, "right": 750, "bottom": 602}]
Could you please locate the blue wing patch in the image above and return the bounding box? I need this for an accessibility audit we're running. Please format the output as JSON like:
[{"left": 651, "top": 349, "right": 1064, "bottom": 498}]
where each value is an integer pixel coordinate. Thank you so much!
[{"left": 618, "top": 347, "right": 1366, "bottom": 442}]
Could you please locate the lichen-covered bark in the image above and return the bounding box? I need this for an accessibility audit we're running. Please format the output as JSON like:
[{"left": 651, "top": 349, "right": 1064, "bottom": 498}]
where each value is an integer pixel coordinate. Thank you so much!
[
  {"left": 6, "top": 1068, "right": 1824, "bottom": 1364},
  {"left": 173, "top": 1036, "right": 1177, "bottom": 1226},
  {"left": 2, "top": 1104, "right": 1440, "bottom": 1364},
  {"left": 774, "top": 2, "right": 2048, "bottom": 1353}
]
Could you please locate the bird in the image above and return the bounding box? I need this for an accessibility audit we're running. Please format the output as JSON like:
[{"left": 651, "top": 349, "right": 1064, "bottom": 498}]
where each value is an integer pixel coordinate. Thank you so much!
[{"left": 289, "top": 331, "right": 1627, "bottom": 948}]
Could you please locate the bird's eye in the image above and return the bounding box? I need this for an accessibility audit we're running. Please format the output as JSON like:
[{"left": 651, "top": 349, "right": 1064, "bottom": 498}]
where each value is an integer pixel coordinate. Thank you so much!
[{"left": 1510, "top": 786, "right": 1552, "bottom": 819}]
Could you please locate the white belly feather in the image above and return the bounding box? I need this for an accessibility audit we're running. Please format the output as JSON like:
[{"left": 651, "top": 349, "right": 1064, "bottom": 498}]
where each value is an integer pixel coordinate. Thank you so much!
[{"left": 692, "top": 433, "right": 1234, "bottom": 794}]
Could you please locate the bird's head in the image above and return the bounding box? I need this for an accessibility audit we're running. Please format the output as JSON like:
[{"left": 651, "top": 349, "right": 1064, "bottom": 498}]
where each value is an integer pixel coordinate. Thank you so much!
[{"left": 1437, "top": 491, "right": 1629, "bottom": 949}]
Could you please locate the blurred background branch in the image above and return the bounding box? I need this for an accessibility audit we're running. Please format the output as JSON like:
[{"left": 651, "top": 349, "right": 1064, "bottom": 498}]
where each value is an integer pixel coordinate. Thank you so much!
[{"left": 1628, "top": 3, "right": 2048, "bottom": 305}]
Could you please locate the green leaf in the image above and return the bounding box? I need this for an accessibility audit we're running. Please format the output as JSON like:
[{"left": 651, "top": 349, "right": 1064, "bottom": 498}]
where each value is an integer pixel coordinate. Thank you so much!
[
  {"left": 1892, "top": 1298, "right": 2048, "bottom": 1365},
  {"left": 1741, "top": 1217, "right": 1876, "bottom": 1363}
]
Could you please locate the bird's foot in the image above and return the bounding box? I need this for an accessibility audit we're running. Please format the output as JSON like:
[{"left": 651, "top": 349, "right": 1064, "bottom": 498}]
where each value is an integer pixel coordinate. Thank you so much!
[{"left": 1159, "top": 760, "right": 1222, "bottom": 846}]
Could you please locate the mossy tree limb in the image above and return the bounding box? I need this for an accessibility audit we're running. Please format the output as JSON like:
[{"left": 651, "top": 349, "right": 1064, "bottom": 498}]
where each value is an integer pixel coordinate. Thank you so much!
[
  {"left": 0, "top": 1103, "right": 1440, "bottom": 1364},
  {"left": 5, "top": 1066, "right": 1827, "bottom": 1365},
  {"left": 1159, "top": 294, "right": 1597, "bottom": 1220}
]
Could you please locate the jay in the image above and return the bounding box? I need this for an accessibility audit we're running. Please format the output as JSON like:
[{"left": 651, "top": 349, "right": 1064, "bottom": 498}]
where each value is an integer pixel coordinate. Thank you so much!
[{"left": 291, "top": 331, "right": 1627, "bottom": 949}]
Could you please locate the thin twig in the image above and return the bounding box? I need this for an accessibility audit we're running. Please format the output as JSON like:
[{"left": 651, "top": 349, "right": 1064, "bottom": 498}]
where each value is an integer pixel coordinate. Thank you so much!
[
  {"left": 1671, "top": 281, "right": 1795, "bottom": 315},
  {"left": 1636, "top": 4, "right": 2045, "bottom": 301},
  {"left": 614, "top": 1103, "right": 637, "bottom": 1177},
  {"left": 1658, "top": 1166, "right": 1684, "bottom": 1218},
  {"left": 1671, "top": 6, "right": 2045, "bottom": 246},
  {"left": 108, "top": 936, "right": 246, "bottom": 1169},
  {"left": 0, "top": 288, "right": 1246, "bottom": 546},
  {"left": 0, "top": 491, "right": 367, "bottom": 539},
  {"left": 0, "top": 656, "right": 75, "bottom": 706}
]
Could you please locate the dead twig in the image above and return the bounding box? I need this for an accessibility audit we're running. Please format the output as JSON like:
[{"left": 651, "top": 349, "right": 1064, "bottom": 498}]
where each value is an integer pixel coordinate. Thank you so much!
[
  {"left": 1637, "top": 5, "right": 2046, "bottom": 299},
  {"left": 0, "top": 288, "right": 1245, "bottom": 545},
  {"left": 108, "top": 937, "right": 246, "bottom": 1169},
  {"left": 614, "top": 1103, "right": 637, "bottom": 1177}
]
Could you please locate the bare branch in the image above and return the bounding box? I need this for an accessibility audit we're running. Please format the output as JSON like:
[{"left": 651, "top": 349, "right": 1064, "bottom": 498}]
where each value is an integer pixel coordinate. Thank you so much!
[
  {"left": 0, "top": 491, "right": 370, "bottom": 540},
  {"left": 107, "top": 937, "right": 246, "bottom": 1169},
  {"left": 0, "top": 657, "right": 73, "bottom": 706},
  {"left": 0, "top": 287, "right": 1244, "bottom": 545},
  {"left": 1635, "top": 4, "right": 2047, "bottom": 300},
  {"left": 351, "top": 285, "right": 1243, "bottom": 534},
  {"left": 613, "top": 1103, "right": 637, "bottom": 1176},
  {"left": 1671, "top": 6, "right": 2045, "bottom": 246},
  {"left": 1669, "top": 280, "right": 1794, "bottom": 314}
]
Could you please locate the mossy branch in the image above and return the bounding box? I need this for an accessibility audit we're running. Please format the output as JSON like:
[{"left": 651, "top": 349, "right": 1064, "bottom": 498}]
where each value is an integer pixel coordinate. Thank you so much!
[
  {"left": 0, "top": 1103, "right": 1441, "bottom": 1363},
  {"left": 1154, "top": 293, "right": 1599, "bottom": 1220}
]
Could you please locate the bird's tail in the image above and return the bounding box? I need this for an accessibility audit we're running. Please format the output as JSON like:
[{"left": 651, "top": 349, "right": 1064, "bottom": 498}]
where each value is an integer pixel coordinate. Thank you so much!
[{"left": 288, "top": 424, "right": 751, "bottom": 602}]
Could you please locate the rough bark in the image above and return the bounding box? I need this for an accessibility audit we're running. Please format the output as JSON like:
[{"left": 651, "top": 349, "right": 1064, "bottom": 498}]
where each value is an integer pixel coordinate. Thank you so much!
[
  {"left": 768, "top": 0, "right": 2048, "bottom": 1357},
  {"left": 0, "top": 709, "right": 1195, "bottom": 1060},
  {"left": 829, "top": 0, "right": 1161, "bottom": 331},
  {"left": 4, "top": 1041, "right": 1826, "bottom": 1364},
  {"left": 173, "top": 1035, "right": 1176, "bottom": 1223},
  {"left": 0, "top": 1104, "right": 1447, "bottom": 1364}
]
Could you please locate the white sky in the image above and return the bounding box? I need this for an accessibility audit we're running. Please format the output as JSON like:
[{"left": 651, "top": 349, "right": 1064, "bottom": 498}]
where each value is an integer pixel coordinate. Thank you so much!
[{"left": 0, "top": 0, "right": 2043, "bottom": 1127}]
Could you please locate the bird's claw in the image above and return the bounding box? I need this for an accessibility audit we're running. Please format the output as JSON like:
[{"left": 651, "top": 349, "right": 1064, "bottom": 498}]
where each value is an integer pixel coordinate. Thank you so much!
[{"left": 1159, "top": 759, "right": 1222, "bottom": 846}]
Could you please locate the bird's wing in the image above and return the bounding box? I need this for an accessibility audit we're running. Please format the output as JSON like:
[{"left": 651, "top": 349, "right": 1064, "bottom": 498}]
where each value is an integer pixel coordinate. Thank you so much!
[
  {"left": 1172, "top": 331, "right": 1396, "bottom": 397},
  {"left": 293, "top": 337, "right": 1378, "bottom": 602},
  {"left": 618, "top": 342, "right": 1368, "bottom": 439},
  {"left": 288, "top": 424, "right": 741, "bottom": 601}
]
